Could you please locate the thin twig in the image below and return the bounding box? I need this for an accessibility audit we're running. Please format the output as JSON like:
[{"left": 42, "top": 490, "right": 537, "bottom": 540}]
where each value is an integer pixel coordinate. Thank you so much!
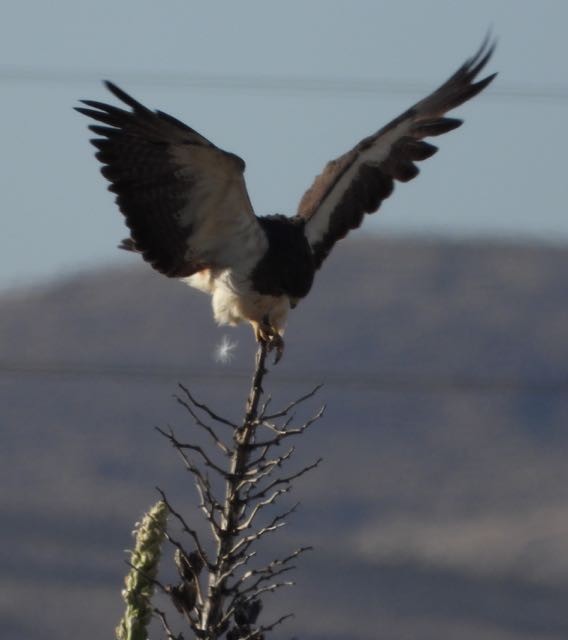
[
  {"left": 175, "top": 395, "right": 231, "bottom": 455},
  {"left": 214, "top": 550, "right": 257, "bottom": 585},
  {"left": 261, "top": 385, "right": 323, "bottom": 421},
  {"left": 242, "top": 581, "right": 295, "bottom": 603},
  {"left": 258, "top": 393, "right": 272, "bottom": 418},
  {"left": 241, "top": 613, "right": 294, "bottom": 639},
  {"left": 156, "top": 488, "right": 210, "bottom": 570},
  {"left": 178, "top": 383, "right": 238, "bottom": 429},
  {"left": 230, "top": 503, "right": 298, "bottom": 556},
  {"left": 154, "top": 607, "right": 184, "bottom": 640},
  {"left": 156, "top": 426, "right": 230, "bottom": 479},
  {"left": 232, "top": 547, "right": 311, "bottom": 600},
  {"left": 245, "top": 445, "right": 295, "bottom": 476},
  {"left": 237, "top": 488, "right": 291, "bottom": 532},
  {"left": 258, "top": 404, "right": 325, "bottom": 442},
  {"left": 248, "top": 458, "right": 323, "bottom": 501}
]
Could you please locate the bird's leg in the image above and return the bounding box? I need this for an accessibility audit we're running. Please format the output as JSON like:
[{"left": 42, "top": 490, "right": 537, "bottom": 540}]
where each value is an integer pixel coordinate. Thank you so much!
[
  {"left": 270, "top": 333, "right": 285, "bottom": 364},
  {"left": 253, "top": 316, "right": 285, "bottom": 364}
]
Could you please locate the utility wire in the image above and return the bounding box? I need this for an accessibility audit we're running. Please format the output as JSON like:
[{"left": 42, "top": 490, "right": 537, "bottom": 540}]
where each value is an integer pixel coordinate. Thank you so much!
[
  {"left": 1, "top": 65, "right": 567, "bottom": 103},
  {"left": 0, "top": 360, "right": 566, "bottom": 395}
]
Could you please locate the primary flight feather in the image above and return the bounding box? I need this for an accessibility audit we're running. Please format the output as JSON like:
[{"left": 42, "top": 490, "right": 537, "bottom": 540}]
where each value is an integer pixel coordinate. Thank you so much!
[{"left": 76, "top": 38, "right": 496, "bottom": 361}]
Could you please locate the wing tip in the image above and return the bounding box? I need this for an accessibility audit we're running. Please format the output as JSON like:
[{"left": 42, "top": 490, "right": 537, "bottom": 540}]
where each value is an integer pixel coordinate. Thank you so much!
[
  {"left": 417, "top": 34, "right": 497, "bottom": 116},
  {"left": 465, "top": 31, "right": 498, "bottom": 74},
  {"left": 118, "top": 238, "right": 138, "bottom": 252},
  {"left": 464, "top": 33, "right": 498, "bottom": 89},
  {"left": 103, "top": 80, "right": 150, "bottom": 113}
]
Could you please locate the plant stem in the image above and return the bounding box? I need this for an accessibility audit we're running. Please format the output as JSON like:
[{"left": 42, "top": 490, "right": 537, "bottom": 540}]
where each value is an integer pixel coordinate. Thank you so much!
[{"left": 200, "top": 340, "right": 268, "bottom": 636}]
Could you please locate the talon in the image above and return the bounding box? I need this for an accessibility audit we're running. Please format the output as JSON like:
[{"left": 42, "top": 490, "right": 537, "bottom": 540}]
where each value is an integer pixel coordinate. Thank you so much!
[{"left": 253, "top": 320, "right": 285, "bottom": 364}]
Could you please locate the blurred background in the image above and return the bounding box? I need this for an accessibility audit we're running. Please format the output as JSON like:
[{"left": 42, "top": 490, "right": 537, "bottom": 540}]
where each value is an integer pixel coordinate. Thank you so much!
[{"left": 2, "top": 1, "right": 567, "bottom": 638}]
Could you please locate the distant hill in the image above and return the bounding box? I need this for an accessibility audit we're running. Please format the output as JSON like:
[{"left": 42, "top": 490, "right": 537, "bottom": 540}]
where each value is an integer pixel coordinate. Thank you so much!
[{"left": 2, "top": 237, "right": 568, "bottom": 640}]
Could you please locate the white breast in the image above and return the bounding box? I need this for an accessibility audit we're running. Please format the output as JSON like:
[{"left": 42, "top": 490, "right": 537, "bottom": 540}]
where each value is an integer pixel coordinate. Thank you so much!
[{"left": 183, "top": 269, "right": 290, "bottom": 334}]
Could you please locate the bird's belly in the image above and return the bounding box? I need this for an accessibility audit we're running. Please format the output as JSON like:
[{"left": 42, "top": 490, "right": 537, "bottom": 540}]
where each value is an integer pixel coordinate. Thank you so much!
[{"left": 210, "top": 271, "right": 289, "bottom": 332}]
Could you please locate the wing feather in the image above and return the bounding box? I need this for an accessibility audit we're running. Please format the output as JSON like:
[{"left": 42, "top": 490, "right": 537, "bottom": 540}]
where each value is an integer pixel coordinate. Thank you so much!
[
  {"left": 297, "top": 37, "right": 497, "bottom": 268},
  {"left": 76, "top": 82, "right": 267, "bottom": 277}
]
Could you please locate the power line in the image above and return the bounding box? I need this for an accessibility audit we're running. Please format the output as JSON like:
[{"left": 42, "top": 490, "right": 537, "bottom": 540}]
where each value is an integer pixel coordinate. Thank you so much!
[
  {"left": 0, "top": 360, "right": 566, "bottom": 395},
  {"left": 1, "top": 65, "right": 567, "bottom": 103}
]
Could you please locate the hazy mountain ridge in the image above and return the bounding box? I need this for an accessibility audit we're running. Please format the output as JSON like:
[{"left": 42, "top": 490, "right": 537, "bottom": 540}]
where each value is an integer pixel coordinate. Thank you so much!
[{"left": 2, "top": 237, "right": 568, "bottom": 639}]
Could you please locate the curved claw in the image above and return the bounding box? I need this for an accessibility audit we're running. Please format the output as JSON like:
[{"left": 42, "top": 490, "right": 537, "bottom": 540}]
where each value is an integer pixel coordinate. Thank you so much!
[
  {"left": 270, "top": 333, "right": 285, "bottom": 364},
  {"left": 253, "top": 321, "right": 285, "bottom": 364}
]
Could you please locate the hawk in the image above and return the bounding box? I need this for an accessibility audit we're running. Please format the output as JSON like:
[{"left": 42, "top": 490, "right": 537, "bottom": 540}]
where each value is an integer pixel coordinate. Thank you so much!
[{"left": 77, "top": 39, "right": 495, "bottom": 361}]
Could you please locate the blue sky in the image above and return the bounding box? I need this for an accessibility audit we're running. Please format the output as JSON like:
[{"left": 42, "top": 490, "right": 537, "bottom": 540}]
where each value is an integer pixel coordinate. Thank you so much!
[{"left": 1, "top": 0, "right": 566, "bottom": 290}]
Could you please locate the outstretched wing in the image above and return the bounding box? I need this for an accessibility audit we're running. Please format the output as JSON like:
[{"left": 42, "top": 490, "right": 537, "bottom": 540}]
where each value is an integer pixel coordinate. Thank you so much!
[
  {"left": 76, "top": 82, "right": 267, "bottom": 277},
  {"left": 297, "top": 38, "right": 497, "bottom": 268}
]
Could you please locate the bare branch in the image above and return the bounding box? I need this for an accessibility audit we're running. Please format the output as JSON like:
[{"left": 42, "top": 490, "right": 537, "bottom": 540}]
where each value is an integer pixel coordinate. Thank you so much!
[
  {"left": 214, "top": 550, "right": 257, "bottom": 585},
  {"left": 156, "top": 426, "right": 231, "bottom": 480},
  {"left": 245, "top": 445, "right": 295, "bottom": 477},
  {"left": 258, "top": 405, "right": 325, "bottom": 443},
  {"left": 175, "top": 394, "right": 231, "bottom": 455},
  {"left": 237, "top": 463, "right": 280, "bottom": 495},
  {"left": 241, "top": 613, "right": 294, "bottom": 639},
  {"left": 154, "top": 607, "right": 184, "bottom": 640},
  {"left": 166, "top": 448, "right": 223, "bottom": 542},
  {"left": 234, "top": 547, "right": 312, "bottom": 597},
  {"left": 230, "top": 503, "right": 298, "bottom": 556},
  {"left": 237, "top": 488, "right": 291, "bottom": 532},
  {"left": 261, "top": 384, "right": 323, "bottom": 421},
  {"left": 192, "top": 479, "right": 223, "bottom": 543},
  {"left": 157, "top": 427, "right": 211, "bottom": 488},
  {"left": 261, "top": 612, "right": 294, "bottom": 634},
  {"left": 178, "top": 383, "right": 238, "bottom": 429},
  {"left": 242, "top": 580, "right": 295, "bottom": 603},
  {"left": 158, "top": 430, "right": 224, "bottom": 520},
  {"left": 248, "top": 458, "right": 323, "bottom": 501},
  {"left": 197, "top": 340, "right": 271, "bottom": 633},
  {"left": 259, "top": 412, "right": 296, "bottom": 435},
  {"left": 155, "top": 488, "right": 210, "bottom": 570},
  {"left": 258, "top": 393, "right": 272, "bottom": 419}
]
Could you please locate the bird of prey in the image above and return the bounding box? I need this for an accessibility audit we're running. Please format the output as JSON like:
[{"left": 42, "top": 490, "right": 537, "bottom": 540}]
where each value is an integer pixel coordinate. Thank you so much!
[{"left": 77, "top": 39, "right": 495, "bottom": 362}]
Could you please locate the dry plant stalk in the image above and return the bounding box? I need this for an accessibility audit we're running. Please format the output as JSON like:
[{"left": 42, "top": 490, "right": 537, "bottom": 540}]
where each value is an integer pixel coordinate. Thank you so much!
[
  {"left": 149, "top": 340, "right": 324, "bottom": 639},
  {"left": 117, "top": 500, "right": 169, "bottom": 640}
]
